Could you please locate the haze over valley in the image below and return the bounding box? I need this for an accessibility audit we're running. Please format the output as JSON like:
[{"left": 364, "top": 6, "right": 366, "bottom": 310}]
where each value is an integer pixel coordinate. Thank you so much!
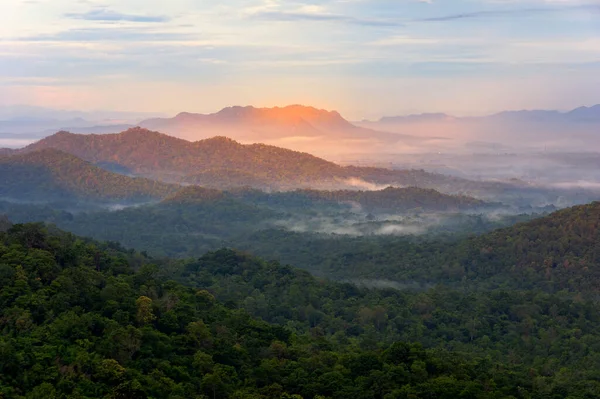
[{"left": 3, "top": 103, "right": 600, "bottom": 190}]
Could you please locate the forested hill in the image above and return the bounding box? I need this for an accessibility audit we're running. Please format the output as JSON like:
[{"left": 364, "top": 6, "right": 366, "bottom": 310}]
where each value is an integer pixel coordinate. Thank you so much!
[
  {"left": 262, "top": 200, "right": 600, "bottom": 294},
  {"left": 0, "top": 148, "right": 178, "bottom": 202},
  {"left": 23, "top": 129, "right": 347, "bottom": 185},
  {"left": 3, "top": 223, "right": 600, "bottom": 398},
  {"left": 22, "top": 128, "right": 465, "bottom": 189},
  {"left": 451, "top": 200, "right": 600, "bottom": 291}
]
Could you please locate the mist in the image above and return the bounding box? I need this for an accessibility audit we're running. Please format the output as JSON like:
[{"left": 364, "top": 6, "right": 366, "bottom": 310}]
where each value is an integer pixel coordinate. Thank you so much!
[
  {"left": 0, "top": 138, "right": 36, "bottom": 148},
  {"left": 340, "top": 178, "right": 399, "bottom": 191},
  {"left": 342, "top": 279, "right": 433, "bottom": 292},
  {"left": 269, "top": 204, "right": 532, "bottom": 238}
]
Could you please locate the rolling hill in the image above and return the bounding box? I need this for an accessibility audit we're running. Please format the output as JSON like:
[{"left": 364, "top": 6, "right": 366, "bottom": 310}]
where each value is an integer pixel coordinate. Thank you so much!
[
  {"left": 21, "top": 128, "right": 460, "bottom": 190},
  {"left": 0, "top": 148, "right": 178, "bottom": 202},
  {"left": 452, "top": 200, "right": 600, "bottom": 291}
]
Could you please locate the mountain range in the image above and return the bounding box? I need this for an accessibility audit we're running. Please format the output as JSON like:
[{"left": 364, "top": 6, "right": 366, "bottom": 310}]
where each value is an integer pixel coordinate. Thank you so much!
[
  {"left": 14, "top": 128, "right": 458, "bottom": 190},
  {"left": 365, "top": 104, "right": 600, "bottom": 124},
  {"left": 3, "top": 127, "right": 597, "bottom": 208},
  {"left": 357, "top": 104, "right": 600, "bottom": 153},
  {"left": 0, "top": 105, "right": 164, "bottom": 133},
  {"left": 0, "top": 105, "right": 433, "bottom": 154},
  {"left": 2, "top": 103, "right": 600, "bottom": 155},
  {"left": 0, "top": 132, "right": 499, "bottom": 214}
]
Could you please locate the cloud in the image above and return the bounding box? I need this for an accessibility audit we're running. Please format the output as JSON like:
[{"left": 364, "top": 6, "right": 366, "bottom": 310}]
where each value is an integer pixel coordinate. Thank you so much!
[
  {"left": 251, "top": 10, "right": 404, "bottom": 27},
  {"left": 249, "top": 2, "right": 599, "bottom": 27},
  {"left": 65, "top": 7, "right": 170, "bottom": 23},
  {"left": 16, "top": 27, "right": 194, "bottom": 42},
  {"left": 418, "top": 3, "right": 599, "bottom": 21},
  {"left": 419, "top": 8, "right": 548, "bottom": 21},
  {"left": 369, "top": 36, "right": 441, "bottom": 46}
]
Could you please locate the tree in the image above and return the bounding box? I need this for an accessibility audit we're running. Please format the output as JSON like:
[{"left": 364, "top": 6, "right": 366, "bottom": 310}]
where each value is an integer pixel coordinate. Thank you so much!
[{"left": 136, "top": 296, "right": 156, "bottom": 325}]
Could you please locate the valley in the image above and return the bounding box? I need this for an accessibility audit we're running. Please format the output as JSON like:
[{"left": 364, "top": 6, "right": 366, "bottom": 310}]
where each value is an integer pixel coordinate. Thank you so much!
[{"left": 1, "top": 107, "right": 600, "bottom": 399}]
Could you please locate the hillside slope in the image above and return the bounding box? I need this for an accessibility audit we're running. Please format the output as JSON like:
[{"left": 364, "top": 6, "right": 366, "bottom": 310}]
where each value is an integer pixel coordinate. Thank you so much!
[
  {"left": 0, "top": 148, "right": 178, "bottom": 202},
  {"left": 453, "top": 200, "right": 600, "bottom": 291},
  {"left": 24, "top": 129, "right": 345, "bottom": 185}
]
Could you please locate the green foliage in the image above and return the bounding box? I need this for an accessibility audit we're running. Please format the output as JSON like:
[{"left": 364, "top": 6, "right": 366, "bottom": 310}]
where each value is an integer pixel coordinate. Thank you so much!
[
  {"left": 180, "top": 248, "right": 600, "bottom": 373},
  {"left": 2, "top": 223, "right": 599, "bottom": 398}
]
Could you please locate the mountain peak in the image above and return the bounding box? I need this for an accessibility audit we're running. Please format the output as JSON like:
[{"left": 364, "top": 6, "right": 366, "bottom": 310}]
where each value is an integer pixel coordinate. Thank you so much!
[
  {"left": 195, "top": 136, "right": 242, "bottom": 146},
  {"left": 214, "top": 105, "right": 256, "bottom": 117},
  {"left": 138, "top": 104, "right": 404, "bottom": 149},
  {"left": 118, "top": 127, "right": 194, "bottom": 145},
  {"left": 567, "top": 104, "right": 600, "bottom": 121},
  {"left": 173, "top": 111, "right": 204, "bottom": 121},
  {"left": 210, "top": 104, "right": 348, "bottom": 125},
  {"left": 121, "top": 126, "right": 160, "bottom": 136},
  {"left": 569, "top": 104, "right": 600, "bottom": 112},
  {"left": 53, "top": 130, "right": 77, "bottom": 137}
]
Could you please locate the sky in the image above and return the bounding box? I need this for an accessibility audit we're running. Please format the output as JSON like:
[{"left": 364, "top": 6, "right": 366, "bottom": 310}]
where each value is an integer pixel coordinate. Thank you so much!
[{"left": 1, "top": 0, "right": 599, "bottom": 119}]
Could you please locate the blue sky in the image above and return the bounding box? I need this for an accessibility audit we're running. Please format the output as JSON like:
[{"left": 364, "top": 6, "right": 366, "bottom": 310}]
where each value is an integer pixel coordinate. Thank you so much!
[{"left": 1, "top": 0, "right": 599, "bottom": 119}]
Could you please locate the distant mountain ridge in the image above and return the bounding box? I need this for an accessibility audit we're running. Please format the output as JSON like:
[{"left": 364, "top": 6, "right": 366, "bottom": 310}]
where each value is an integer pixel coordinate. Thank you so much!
[
  {"left": 355, "top": 104, "right": 600, "bottom": 154},
  {"left": 138, "top": 104, "right": 426, "bottom": 155},
  {"left": 365, "top": 104, "right": 600, "bottom": 124},
  {"left": 378, "top": 113, "right": 454, "bottom": 124},
  {"left": 142, "top": 105, "right": 361, "bottom": 135},
  {"left": 0, "top": 105, "right": 164, "bottom": 123},
  {"left": 4, "top": 103, "right": 599, "bottom": 156}
]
